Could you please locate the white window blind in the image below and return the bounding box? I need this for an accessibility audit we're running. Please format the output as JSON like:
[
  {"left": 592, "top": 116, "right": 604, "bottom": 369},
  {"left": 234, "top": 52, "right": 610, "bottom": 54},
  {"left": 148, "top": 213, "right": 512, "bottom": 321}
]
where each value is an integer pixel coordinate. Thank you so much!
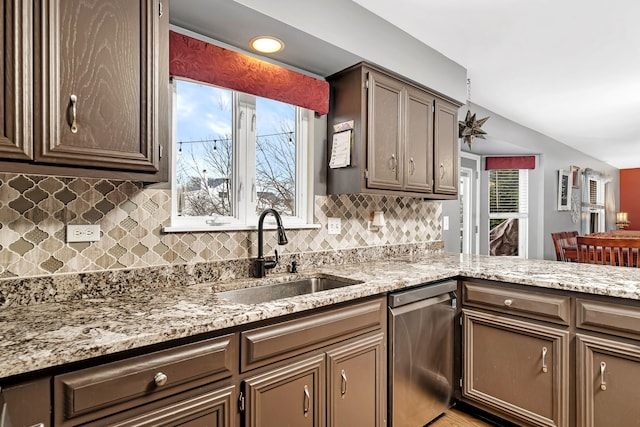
[{"left": 489, "top": 169, "right": 528, "bottom": 215}]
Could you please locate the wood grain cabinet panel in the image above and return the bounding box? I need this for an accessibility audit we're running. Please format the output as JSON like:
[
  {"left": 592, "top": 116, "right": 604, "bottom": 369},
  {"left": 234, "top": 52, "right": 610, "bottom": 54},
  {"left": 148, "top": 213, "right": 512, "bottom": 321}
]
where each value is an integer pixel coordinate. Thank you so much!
[
  {"left": 404, "top": 86, "right": 435, "bottom": 193},
  {"left": 327, "top": 63, "right": 460, "bottom": 199},
  {"left": 240, "top": 298, "right": 384, "bottom": 372},
  {"left": 576, "top": 298, "right": 640, "bottom": 340},
  {"left": 23, "top": 0, "right": 169, "bottom": 180},
  {"left": 462, "top": 281, "right": 571, "bottom": 325},
  {"left": 326, "top": 332, "right": 386, "bottom": 427},
  {"left": 462, "top": 309, "right": 570, "bottom": 427},
  {"left": 243, "top": 354, "right": 325, "bottom": 427},
  {"left": 576, "top": 334, "right": 640, "bottom": 427},
  {"left": 54, "top": 334, "right": 237, "bottom": 426},
  {"left": 0, "top": 0, "right": 33, "bottom": 160},
  {"left": 85, "top": 384, "right": 236, "bottom": 427},
  {"left": 434, "top": 99, "right": 459, "bottom": 194},
  {"left": 366, "top": 70, "right": 404, "bottom": 190}
]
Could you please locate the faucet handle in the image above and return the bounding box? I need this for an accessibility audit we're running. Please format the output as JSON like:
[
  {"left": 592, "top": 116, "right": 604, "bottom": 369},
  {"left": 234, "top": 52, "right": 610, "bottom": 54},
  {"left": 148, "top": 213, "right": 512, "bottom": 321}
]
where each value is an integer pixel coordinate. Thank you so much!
[{"left": 274, "top": 249, "right": 279, "bottom": 264}]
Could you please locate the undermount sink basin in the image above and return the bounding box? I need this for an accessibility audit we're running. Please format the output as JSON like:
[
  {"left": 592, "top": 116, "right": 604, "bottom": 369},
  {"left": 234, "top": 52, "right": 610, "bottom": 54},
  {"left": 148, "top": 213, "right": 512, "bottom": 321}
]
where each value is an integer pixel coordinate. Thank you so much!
[{"left": 217, "top": 276, "right": 363, "bottom": 305}]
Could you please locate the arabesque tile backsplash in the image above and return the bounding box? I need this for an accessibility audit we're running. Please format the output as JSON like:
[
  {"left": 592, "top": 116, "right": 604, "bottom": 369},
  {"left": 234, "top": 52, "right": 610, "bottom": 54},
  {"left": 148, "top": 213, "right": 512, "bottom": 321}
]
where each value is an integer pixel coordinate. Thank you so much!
[{"left": 0, "top": 173, "right": 442, "bottom": 278}]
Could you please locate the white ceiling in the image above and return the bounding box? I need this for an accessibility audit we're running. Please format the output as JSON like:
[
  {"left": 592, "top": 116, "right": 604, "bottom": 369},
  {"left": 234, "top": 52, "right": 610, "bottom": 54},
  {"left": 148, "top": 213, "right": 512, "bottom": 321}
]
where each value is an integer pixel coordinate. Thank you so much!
[
  {"left": 352, "top": 0, "right": 640, "bottom": 169},
  {"left": 171, "top": 0, "right": 639, "bottom": 169}
]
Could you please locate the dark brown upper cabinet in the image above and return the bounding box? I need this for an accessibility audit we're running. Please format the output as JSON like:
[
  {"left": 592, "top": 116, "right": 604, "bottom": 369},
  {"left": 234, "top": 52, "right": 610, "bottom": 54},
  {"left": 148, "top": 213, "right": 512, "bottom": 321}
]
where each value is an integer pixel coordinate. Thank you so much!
[
  {"left": 0, "top": 0, "right": 33, "bottom": 161},
  {"left": 0, "top": 0, "right": 169, "bottom": 182},
  {"left": 327, "top": 63, "right": 460, "bottom": 199}
]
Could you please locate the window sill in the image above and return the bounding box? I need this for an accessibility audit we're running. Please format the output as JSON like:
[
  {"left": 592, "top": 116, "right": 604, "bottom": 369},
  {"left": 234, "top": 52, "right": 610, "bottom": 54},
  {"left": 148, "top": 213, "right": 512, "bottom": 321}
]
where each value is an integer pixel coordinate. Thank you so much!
[{"left": 163, "top": 223, "right": 321, "bottom": 233}]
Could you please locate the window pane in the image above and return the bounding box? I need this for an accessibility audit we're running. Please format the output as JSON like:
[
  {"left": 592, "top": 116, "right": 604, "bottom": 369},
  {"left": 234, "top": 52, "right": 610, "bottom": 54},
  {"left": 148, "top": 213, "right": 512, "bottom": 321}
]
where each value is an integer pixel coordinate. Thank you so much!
[
  {"left": 255, "top": 97, "right": 296, "bottom": 216},
  {"left": 175, "top": 80, "right": 233, "bottom": 219},
  {"left": 489, "top": 218, "right": 520, "bottom": 256}
]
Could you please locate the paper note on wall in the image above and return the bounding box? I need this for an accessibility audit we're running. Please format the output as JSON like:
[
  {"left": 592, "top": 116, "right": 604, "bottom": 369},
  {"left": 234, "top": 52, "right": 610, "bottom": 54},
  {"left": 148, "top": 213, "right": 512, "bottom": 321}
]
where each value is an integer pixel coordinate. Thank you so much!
[{"left": 329, "top": 130, "right": 351, "bottom": 168}]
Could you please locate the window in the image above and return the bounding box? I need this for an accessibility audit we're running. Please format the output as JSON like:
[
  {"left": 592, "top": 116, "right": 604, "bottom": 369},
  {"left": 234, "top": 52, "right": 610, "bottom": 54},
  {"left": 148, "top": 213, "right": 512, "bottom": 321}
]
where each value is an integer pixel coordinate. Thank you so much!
[
  {"left": 168, "top": 79, "right": 313, "bottom": 231},
  {"left": 489, "top": 169, "right": 528, "bottom": 257}
]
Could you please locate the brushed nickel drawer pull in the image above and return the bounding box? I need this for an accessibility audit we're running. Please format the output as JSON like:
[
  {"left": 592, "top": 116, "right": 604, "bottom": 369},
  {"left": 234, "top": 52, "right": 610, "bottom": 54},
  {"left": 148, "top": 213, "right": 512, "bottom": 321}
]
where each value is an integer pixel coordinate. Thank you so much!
[
  {"left": 504, "top": 299, "right": 513, "bottom": 307},
  {"left": 341, "top": 369, "right": 348, "bottom": 397},
  {"left": 69, "top": 94, "right": 78, "bottom": 133},
  {"left": 541, "top": 347, "right": 548, "bottom": 373},
  {"left": 440, "top": 163, "right": 445, "bottom": 179},
  {"left": 600, "top": 361, "right": 607, "bottom": 391},
  {"left": 303, "top": 385, "right": 310, "bottom": 417},
  {"left": 389, "top": 154, "right": 397, "bottom": 172},
  {"left": 154, "top": 372, "right": 168, "bottom": 387}
]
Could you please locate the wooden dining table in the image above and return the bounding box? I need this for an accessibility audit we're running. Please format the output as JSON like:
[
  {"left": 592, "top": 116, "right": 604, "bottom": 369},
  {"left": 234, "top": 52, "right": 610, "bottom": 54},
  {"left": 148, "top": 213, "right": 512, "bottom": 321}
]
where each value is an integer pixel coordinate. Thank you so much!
[{"left": 562, "top": 230, "right": 640, "bottom": 263}]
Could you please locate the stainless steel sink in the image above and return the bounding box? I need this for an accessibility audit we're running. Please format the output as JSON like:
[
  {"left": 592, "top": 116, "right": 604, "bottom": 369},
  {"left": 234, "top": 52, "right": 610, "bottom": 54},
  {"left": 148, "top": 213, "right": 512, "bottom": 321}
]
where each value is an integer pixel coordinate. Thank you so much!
[{"left": 216, "top": 276, "right": 363, "bottom": 305}]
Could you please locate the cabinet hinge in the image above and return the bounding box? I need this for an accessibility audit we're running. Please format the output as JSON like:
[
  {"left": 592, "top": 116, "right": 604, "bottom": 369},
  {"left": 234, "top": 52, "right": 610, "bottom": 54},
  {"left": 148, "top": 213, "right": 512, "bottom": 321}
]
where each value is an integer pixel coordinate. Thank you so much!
[
  {"left": 238, "top": 391, "right": 245, "bottom": 412},
  {"left": 159, "top": 144, "right": 163, "bottom": 159},
  {"left": 365, "top": 78, "right": 369, "bottom": 90},
  {"left": 459, "top": 378, "right": 464, "bottom": 388},
  {"left": 364, "top": 169, "right": 369, "bottom": 179},
  {"left": 459, "top": 316, "right": 463, "bottom": 326},
  {"left": 158, "top": 2, "right": 163, "bottom": 17}
]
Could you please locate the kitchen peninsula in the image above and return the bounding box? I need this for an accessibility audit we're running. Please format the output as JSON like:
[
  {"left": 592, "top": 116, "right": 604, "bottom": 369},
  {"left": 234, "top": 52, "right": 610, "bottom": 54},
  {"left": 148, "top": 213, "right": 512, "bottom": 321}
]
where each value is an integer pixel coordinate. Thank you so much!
[{"left": 2, "top": 250, "right": 640, "bottom": 426}]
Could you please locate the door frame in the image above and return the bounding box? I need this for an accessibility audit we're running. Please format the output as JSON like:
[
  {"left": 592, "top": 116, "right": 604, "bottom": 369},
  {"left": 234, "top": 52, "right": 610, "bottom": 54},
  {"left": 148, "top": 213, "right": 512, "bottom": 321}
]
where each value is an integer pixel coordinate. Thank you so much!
[{"left": 460, "top": 151, "right": 481, "bottom": 255}]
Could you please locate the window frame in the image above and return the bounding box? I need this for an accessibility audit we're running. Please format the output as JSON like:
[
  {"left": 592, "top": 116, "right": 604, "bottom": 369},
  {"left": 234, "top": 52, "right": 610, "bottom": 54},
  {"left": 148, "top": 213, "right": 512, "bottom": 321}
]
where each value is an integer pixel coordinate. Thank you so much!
[
  {"left": 488, "top": 168, "right": 529, "bottom": 258},
  {"left": 164, "top": 78, "right": 317, "bottom": 233}
]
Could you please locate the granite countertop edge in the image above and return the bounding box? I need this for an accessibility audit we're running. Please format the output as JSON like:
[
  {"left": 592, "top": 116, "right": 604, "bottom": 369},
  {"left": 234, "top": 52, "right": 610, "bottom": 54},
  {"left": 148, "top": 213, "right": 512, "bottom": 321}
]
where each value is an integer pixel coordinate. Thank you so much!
[{"left": 2, "top": 253, "right": 640, "bottom": 380}]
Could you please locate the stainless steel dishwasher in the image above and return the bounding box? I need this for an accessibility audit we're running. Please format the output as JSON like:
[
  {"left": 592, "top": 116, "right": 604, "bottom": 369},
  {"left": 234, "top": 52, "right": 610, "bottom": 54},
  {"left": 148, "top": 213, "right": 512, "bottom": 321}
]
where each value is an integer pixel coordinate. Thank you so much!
[{"left": 388, "top": 280, "right": 457, "bottom": 427}]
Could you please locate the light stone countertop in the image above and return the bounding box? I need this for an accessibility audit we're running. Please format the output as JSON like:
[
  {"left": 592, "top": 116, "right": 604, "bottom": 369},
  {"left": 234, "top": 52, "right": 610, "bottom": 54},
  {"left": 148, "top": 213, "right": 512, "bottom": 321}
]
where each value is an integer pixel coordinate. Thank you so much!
[{"left": 2, "top": 253, "right": 640, "bottom": 380}]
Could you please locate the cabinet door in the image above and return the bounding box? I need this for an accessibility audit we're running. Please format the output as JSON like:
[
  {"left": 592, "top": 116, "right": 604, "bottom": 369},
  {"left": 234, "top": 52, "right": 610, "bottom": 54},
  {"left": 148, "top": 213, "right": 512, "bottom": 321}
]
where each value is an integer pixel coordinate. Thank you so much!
[
  {"left": 462, "top": 309, "right": 569, "bottom": 427},
  {"left": 404, "top": 86, "right": 435, "bottom": 192},
  {"left": 35, "top": 0, "right": 163, "bottom": 171},
  {"left": 577, "top": 334, "right": 640, "bottom": 427},
  {"left": 2, "top": 377, "right": 51, "bottom": 427},
  {"left": 326, "top": 333, "right": 385, "bottom": 427},
  {"left": 244, "top": 354, "right": 325, "bottom": 427},
  {"left": 434, "top": 99, "right": 458, "bottom": 194},
  {"left": 366, "top": 70, "right": 403, "bottom": 190},
  {"left": 0, "top": 0, "right": 32, "bottom": 160}
]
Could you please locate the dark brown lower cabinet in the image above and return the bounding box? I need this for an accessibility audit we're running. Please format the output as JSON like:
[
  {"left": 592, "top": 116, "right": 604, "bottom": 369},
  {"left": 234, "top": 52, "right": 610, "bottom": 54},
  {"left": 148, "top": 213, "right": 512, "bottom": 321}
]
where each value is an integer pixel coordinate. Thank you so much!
[
  {"left": 243, "top": 354, "right": 326, "bottom": 427},
  {"left": 86, "top": 384, "right": 236, "bottom": 427},
  {"left": 2, "top": 377, "right": 51, "bottom": 427},
  {"left": 462, "top": 309, "right": 570, "bottom": 427},
  {"left": 576, "top": 334, "right": 640, "bottom": 427},
  {"left": 327, "top": 332, "right": 386, "bottom": 427},
  {"left": 241, "top": 331, "right": 386, "bottom": 427}
]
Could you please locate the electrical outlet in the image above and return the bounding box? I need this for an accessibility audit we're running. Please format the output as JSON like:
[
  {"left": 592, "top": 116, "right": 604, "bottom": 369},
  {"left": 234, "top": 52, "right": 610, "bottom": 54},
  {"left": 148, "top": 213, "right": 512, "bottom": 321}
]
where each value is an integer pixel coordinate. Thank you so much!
[
  {"left": 67, "top": 224, "right": 101, "bottom": 243},
  {"left": 327, "top": 217, "right": 342, "bottom": 235},
  {"left": 443, "top": 216, "right": 450, "bottom": 231}
]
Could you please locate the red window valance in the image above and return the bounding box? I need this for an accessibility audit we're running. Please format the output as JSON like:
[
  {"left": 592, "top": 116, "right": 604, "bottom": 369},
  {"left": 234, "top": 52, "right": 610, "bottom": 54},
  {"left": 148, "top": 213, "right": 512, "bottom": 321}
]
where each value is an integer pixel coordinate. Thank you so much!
[
  {"left": 169, "top": 31, "right": 329, "bottom": 115},
  {"left": 485, "top": 156, "right": 536, "bottom": 170}
]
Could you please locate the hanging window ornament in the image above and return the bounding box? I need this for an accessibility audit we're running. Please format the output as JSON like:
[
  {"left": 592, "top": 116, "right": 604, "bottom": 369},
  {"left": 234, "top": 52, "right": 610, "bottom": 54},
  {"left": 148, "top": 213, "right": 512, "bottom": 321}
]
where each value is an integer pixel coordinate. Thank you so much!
[{"left": 458, "top": 78, "right": 489, "bottom": 149}]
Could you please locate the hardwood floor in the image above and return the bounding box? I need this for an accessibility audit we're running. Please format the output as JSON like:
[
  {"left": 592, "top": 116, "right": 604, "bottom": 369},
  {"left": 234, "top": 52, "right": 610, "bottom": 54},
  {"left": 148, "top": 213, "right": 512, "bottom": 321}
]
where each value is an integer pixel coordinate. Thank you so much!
[{"left": 429, "top": 408, "right": 497, "bottom": 427}]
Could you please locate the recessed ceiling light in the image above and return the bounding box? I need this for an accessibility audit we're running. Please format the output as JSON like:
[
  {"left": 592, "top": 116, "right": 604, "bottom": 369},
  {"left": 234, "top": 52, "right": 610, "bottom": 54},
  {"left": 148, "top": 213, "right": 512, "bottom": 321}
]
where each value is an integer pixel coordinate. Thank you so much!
[{"left": 250, "top": 36, "right": 284, "bottom": 54}]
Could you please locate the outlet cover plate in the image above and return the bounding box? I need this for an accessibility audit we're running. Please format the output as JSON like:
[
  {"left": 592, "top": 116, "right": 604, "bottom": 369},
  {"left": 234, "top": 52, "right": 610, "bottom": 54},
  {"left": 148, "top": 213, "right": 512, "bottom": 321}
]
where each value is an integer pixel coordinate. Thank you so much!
[
  {"left": 67, "top": 224, "right": 101, "bottom": 242},
  {"left": 327, "top": 217, "right": 341, "bottom": 235}
]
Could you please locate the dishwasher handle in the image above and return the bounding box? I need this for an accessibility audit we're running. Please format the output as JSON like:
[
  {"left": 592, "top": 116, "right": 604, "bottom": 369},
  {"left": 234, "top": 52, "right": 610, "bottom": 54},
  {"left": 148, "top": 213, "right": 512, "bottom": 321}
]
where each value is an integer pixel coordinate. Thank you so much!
[
  {"left": 388, "top": 292, "right": 455, "bottom": 316},
  {"left": 388, "top": 280, "right": 457, "bottom": 308}
]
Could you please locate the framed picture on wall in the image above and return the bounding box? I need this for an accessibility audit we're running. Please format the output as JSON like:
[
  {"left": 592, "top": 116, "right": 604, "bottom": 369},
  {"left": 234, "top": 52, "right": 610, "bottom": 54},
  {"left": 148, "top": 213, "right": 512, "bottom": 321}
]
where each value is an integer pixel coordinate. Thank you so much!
[{"left": 558, "top": 169, "right": 572, "bottom": 211}]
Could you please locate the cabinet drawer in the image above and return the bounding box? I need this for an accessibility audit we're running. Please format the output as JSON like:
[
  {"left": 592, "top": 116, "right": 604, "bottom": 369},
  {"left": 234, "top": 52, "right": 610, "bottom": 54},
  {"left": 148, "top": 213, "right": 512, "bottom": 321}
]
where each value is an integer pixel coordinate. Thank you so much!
[
  {"left": 55, "top": 334, "right": 237, "bottom": 421},
  {"left": 241, "top": 297, "right": 385, "bottom": 372},
  {"left": 462, "top": 281, "right": 570, "bottom": 325},
  {"left": 576, "top": 298, "right": 640, "bottom": 339}
]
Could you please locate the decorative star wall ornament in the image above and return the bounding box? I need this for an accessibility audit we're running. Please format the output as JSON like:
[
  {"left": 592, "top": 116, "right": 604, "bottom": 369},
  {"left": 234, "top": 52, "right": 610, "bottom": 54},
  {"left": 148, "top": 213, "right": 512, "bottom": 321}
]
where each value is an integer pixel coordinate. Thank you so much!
[{"left": 458, "top": 109, "right": 490, "bottom": 149}]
